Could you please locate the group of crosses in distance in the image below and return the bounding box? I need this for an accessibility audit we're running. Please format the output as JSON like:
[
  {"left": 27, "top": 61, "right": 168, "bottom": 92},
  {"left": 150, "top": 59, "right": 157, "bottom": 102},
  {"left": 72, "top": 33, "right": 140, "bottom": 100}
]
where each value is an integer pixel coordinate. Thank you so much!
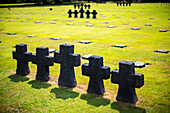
[
  {"left": 68, "top": 4, "right": 97, "bottom": 19},
  {"left": 13, "top": 43, "right": 144, "bottom": 104}
]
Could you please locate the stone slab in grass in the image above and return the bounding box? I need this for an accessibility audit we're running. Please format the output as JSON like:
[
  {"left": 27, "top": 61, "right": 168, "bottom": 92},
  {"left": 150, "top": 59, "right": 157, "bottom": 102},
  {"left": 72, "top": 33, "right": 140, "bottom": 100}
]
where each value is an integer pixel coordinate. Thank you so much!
[
  {"left": 149, "top": 18, "right": 154, "bottom": 19},
  {"left": 159, "top": 29, "right": 168, "bottom": 32},
  {"left": 123, "top": 23, "right": 129, "bottom": 25},
  {"left": 35, "top": 21, "right": 41, "bottom": 23},
  {"left": 116, "top": 16, "right": 121, "bottom": 18},
  {"left": 67, "top": 23, "right": 74, "bottom": 25},
  {"left": 86, "top": 24, "right": 93, "bottom": 27},
  {"left": 50, "top": 22, "right": 56, "bottom": 24},
  {"left": 107, "top": 26, "right": 116, "bottom": 28},
  {"left": 49, "top": 49, "right": 56, "bottom": 53},
  {"left": 145, "top": 24, "right": 152, "bottom": 26},
  {"left": 132, "top": 17, "right": 137, "bottom": 19},
  {"left": 134, "top": 62, "right": 146, "bottom": 68},
  {"left": 21, "top": 21, "right": 27, "bottom": 22},
  {"left": 168, "top": 18, "right": 170, "bottom": 20},
  {"left": 9, "top": 20, "right": 15, "bottom": 22},
  {"left": 103, "top": 22, "right": 109, "bottom": 24},
  {"left": 79, "top": 41, "right": 92, "bottom": 44},
  {"left": 27, "top": 35, "right": 36, "bottom": 37},
  {"left": 154, "top": 50, "right": 169, "bottom": 54},
  {"left": 112, "top": 44, "right": 127, "bottom": 48},
  {"left": 53, "top": 19, "right": 58, "bottom": 21},
  {"left": 132, "top": 28, "right": 140, "bottom": 30},
  {"left": 82, "top": 54, "right": 93, "bottom": 60},
  {"left": 51, "top": 37, "right": 61, "bottom": 40},
  {"left": 85, "top": 21, "right": 90, "bottom": 23},
  {"left": 7, "top": 33, "right": 16, "bottom": 35},
  {"left": 0, "top": 41, "right": 2, "bottom": 43}
]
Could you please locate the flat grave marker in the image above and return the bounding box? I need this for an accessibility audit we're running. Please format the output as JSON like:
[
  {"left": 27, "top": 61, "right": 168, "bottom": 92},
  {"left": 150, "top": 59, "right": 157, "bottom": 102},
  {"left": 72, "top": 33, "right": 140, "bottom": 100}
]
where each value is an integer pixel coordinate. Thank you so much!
[
  {"left": 154, "top": 50, "right": 169, "bottom": 54},
  {"left": 132, "top": 28, "right": 140, "bottom": 30},
  {"left": 51, "top": 37, "right": 61, "bottom": 40},
  {"left": 79, "top": 41, "right": 92, "bottom": 44},
  {"left": 27, "top": 35, "right": 36, "bottom": 37},
  {"left": 112, "top": 44, "right": 127, "bottom": 48},
  {"left": 86, "top": 24, "right": 93, "bottom": 27},
  {"left": 7, "top": 33, "right": 16, "bottom": 35},
  {"left": 134, "top": 62, "right": 146, "bottom": 68},
  {"left": 159, "top": 29, "right": 168, "bottom": 32}
]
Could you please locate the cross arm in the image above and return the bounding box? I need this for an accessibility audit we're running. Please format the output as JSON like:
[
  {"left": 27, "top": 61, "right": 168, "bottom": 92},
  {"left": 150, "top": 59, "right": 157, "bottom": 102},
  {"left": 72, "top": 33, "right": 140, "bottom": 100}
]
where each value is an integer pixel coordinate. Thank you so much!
[
  {"left": 100, "top": 66, "right": 110, "bottom": 80},
  {"left": 111, "top": 69, "right": 120, "bottom": 84},
  {"left": 54, "top": 51, "right": 61, "bottom": 63},
  {"left": 82, "top": 63, "right": 90, "bottom": 77},
  {"left": 45, "top": 56, "right": 54, "bottom": 66},
  {"left": 70, "top": 54, "right": 81, "bottom": 67},
  {"left": 31, "top": 54, "right": 37, "bottom": 64},
  {"left": 12, "top": 51, "right": 17, "bottom": 59},
  {"left": 128, "top": 73, "right": 144, "bottom": 88},
  {"left": 24, "top": 52, "right": 32, "bottom": 62}
]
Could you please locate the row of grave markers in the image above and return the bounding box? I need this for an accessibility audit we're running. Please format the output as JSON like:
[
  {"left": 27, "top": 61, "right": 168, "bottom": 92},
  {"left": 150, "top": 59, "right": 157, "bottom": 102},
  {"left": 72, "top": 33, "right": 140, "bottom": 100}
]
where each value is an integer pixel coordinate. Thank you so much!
[
  {"left": 68, "top": 9, "right": 97, "bottom": 19},
  {"left": 13, "top": 43, "right": 144, "bottom": 104}
]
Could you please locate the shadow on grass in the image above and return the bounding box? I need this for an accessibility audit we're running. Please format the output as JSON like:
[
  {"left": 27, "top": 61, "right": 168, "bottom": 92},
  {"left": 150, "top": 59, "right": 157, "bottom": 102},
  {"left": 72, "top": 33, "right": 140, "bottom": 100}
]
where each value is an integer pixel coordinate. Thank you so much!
[
  {"left": 8, "top": 74, "right": 29, "bottom": 82},
  {"left": 50, "top": 87, "right": 79, "bottom": 100},
  {"left": 28, "top": 80, "right": 51, "bottom": 89},
  {"left": 111, "top": 102, "right": 146, "bottom": 113},
  {"left": 80, "top": 94, "right": 110, "bottom": 107}
]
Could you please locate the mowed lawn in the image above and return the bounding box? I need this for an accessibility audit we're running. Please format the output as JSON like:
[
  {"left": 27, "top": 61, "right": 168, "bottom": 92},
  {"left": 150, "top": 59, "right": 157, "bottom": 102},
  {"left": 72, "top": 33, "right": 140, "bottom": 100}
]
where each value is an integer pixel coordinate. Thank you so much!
[{"left": 0, "top": 2, "right": 169, "bottom": 113}]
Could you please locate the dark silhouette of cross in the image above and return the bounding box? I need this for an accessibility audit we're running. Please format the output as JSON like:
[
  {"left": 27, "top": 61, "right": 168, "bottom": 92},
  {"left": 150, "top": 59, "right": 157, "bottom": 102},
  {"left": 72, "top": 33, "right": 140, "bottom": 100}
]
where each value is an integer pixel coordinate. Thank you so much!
[
  {"left": 54, "top": 44, "right": 81, "bottom": 88},
  {"left": 82, "top": 55, "right": 110, "bottom": 95},
  {"left": 111, "top": 61, "right": 144, "bottom": 104},
  {"left": 32, "top": 47, "right": 54, "bottom": 81},
  {"left": 13, "top": 44, "right": 32, "bottom": 76},
  {"left": 92, "top": 10, "right": 97, "bottom": 19},
  {"left": 85, "top": 10, "right": 91, "bottom": 18}
]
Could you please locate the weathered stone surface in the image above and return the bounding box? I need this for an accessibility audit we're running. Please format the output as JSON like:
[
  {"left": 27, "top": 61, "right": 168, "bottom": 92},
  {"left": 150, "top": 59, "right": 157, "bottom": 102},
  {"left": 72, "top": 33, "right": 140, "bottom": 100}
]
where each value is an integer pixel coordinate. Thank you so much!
[
  {"left": 67, "top": 23, "right": 74, "bottom": 25},
  {"left": 82, "top": 55, "right": 110, "bottom": 95},
  {"left": 107, "top": 26, "right": 116, "bottom": 28},
  {"left": 113, "top": 44, "right": 127, "bottom": 48},
  {"left": 86, "top": 24, "right": 93, "bottom": 27},
  {"left": 132, "top": 28, "right": 140, "bottom": 30},
  {"left": 134, "top": 62, "right": 146, "bottom": 68},
  {"left": 7, "top": 33, "right": 16, "bottom": 35},
  {"left": 51, "top": 37, "right": 61, "bottom": 40},
  {"left": 145, "top": 24, "right": 152, "bottom": 26},
  {"left": 49, "top": 49, "right": 56, "bottom": 53},
  {"left": 54, "top": 44, "right": 81, "bottom": 88},
  {"left": 27, "top": 35, "right": 36, "bottom": 37},
  {"left": 111, "top": 61, "right": 144, "bottom": 104},
  {"left": 159, "top": 29, "right": 168, "bottom": 32},
  {"left": 13, "top": 44, "right": 32, "bottom": 76}
]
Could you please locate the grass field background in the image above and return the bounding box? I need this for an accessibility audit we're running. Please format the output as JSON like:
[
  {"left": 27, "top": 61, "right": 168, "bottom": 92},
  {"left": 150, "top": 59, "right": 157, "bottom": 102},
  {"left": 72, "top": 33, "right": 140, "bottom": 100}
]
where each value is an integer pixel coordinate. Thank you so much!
[{"left": 0, "top": 2, "right": 169, "bottom": 113}]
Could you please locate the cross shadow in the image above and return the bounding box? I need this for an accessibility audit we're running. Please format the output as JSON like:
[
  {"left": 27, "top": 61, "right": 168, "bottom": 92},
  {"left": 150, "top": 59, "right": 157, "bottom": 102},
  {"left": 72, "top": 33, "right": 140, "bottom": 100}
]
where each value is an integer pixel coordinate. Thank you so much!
[
  {"left": 80, "top": 94, "right": 110, "bottom": 107},
  {"left": 8, "top": 74, "right": 29, "bottom": 82},
  {"left": 28, "top": 80, "right": 51, "bottom": 89},
  {"left": 50, "top": 86, "right": 79, "bottom": 100},
  {"left": 111, "top": 102, "right": 146, "bottom": 113}
]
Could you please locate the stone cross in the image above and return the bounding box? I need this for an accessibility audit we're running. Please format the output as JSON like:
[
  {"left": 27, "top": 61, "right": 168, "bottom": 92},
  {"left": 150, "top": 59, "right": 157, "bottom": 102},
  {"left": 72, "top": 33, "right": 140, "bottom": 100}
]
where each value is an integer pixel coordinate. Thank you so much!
[
  {"left": 32, "top": 47, "right": 54, "bottom": 81},
  {"left": 92, "top": 10, "right": 97, "bottom": 19},
  {"left": 82, "top": 55, "right": 110, "bottom": 95},
  {"left": 123, "top": 2, "right": 125, "bottom": 6},
  {"left": 126, "top": 3, "right": 128, "bottom": 6},
  {"left": 79, "top": 8, "right": 85, "bottom": 18},
  {"left": 78, "top": 4, "right": 80, "bottom": 9},
  {"left": 13, "top": 44, "right": 32, "bottom": 76},
  {"left": 84, "top": 4, "right": 87, "bottom": 9},
  {"left": 54, "top": 44, "right": 81, "bottom": 88},
  {"left": 88, "top": 4, "right": 91, "bottom": 9},
  {"left": 73, "top": 10, "right": 79, "bottom": 18},
  {"left": 85, "top": 10, "right": 91, "bottom": 18},
  {"left": 120, "top": 3, "right": 122, "bottom": 6},
  {"left": 81, "top": 3, "right": 84, "bottom": 9},
  {"left": 68, "top": 9, "right": 72, "bottom": 18},
  {"left": 129, "top": 3, "right": 131, "bottom": 6},
  {"left": 117, "top": 3, "right": 119, "bottom": 6},
  {"left": 74, "top": 4, "right": 76, "bottom": 9},
  {"left": 111, "top": 61, "right": 144, "bottom": 104}
]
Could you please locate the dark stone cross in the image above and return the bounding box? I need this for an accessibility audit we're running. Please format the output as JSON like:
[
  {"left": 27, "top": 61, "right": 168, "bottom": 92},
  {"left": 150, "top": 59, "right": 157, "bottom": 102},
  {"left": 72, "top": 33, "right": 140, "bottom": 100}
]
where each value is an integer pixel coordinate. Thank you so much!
[
  {"left": 73, "top": 10, "right": 79, "bottom": 18},
  {"left": 117, "top": 3, "right": 119, "bottom": 6},
  {"left": 111, "top": 61, "right": 144, "bottom": 104},
  {"left": 126, "top": 3, "right": 128, "bottom": 6},
  {"left": 32, "top": 47, "right": 54, "bottom": 81},
  {"left": 84, "top": 4, "right": 87, "bottom": 9},
  {"left": 82, "top": 55, "right": 110, "bottom": 95},
  {"left": 68, "top": 10, "right": 72, "bottom": 18},
  {"left": 85, "top": 10, "right": 91, "bottom": 18},
  {"left": 74, "top": 4, "right": 76, "bottom": 9},
  {"left": 92, "top": 10, "right": 97, "bottom": 19},
  {"left": 79, "top": 8, "right": 85, "bottom": 18},
  {"left": 13, "top": 44, "right": 32, "bottom": 76},
  {"left": 54, "top": 44, "right": 81, "bottom": 88},
  {"left": 81, "top": 3, "right": 84, "bottom": 9},
  {"left": 123, "top": 2, "right": 125, "bottom": 6},
  {"left": 129, "top": 2, "right": 132, "bottom": 6},
  {"left": 120, "top": 3, "right": 122, "bottom": 6},
  {"left": 78, "top": 4, "right": 80, "bottom": 9},
  {"left": 88, "top": 4, "right": 91, "bottom": 9}
]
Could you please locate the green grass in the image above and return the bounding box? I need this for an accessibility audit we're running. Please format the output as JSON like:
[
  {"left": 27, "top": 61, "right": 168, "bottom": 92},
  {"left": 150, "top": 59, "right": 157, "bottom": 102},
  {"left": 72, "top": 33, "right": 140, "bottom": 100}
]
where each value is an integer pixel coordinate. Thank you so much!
[{"left": 0, "top": 2, "right": 170, "bottom": 113}]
